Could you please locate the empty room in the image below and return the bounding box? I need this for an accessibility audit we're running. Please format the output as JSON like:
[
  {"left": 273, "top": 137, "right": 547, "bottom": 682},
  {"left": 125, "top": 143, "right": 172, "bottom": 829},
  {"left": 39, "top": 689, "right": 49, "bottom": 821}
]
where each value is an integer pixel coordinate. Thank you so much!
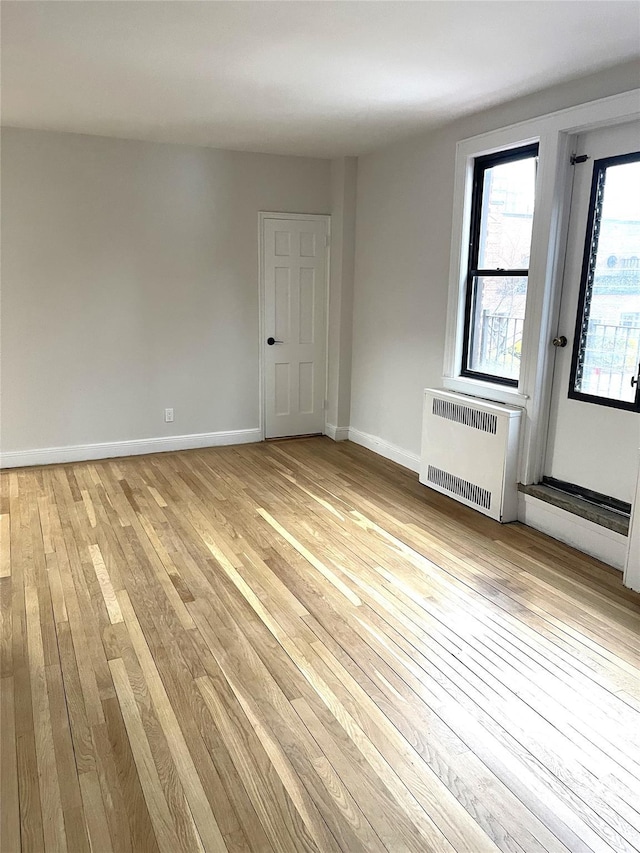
[{"left": 2, "top": 2, "right": 640, "bottom": 851}]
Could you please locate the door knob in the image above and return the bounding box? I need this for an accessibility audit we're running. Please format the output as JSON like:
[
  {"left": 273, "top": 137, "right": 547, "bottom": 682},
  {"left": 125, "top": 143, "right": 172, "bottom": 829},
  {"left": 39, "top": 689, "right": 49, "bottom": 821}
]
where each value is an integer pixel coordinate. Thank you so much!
[
  {"left": 267, "top": 337, "right": 283, "bottom": 346},
  {"left": 552, "top": 335, "right": 568, "bottom": 348}
]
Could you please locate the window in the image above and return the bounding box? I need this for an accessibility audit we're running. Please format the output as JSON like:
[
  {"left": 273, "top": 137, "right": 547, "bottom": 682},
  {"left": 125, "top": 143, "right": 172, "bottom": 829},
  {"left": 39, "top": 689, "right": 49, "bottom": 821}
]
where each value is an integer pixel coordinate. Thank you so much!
[
  {"left": 569, "top": 151, "right": 640, "bottom": 411},
  {"left": 461, "top": 143, "right": 538, "bottom": 386},
  {"left": 621, "top": 312, "right": 640, "bottom": 328}
]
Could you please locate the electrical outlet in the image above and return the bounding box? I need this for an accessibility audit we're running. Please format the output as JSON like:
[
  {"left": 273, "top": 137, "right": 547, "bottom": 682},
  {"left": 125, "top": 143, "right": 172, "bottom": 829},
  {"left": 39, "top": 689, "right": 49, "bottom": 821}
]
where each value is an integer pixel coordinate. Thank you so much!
[{"left": 164, "top": 408, "right": 174, "bottom": 423}]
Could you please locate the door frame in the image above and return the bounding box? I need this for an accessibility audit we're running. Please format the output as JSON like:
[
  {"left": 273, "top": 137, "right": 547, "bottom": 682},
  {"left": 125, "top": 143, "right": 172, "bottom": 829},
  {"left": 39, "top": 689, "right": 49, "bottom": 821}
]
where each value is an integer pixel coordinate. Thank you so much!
[
  {"left": 444, "top": 89, "right": 640, "bottom": 487},
  {"left": 257, "top": 211, "right": 331, "bottom": 441}
]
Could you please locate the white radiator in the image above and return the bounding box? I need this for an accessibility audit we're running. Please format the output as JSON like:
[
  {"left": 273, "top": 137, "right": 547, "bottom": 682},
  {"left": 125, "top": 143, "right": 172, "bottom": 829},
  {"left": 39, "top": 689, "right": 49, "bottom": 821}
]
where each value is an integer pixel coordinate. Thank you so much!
[{"left": 419, "top": 389, "right": 522, "bottom": 522}]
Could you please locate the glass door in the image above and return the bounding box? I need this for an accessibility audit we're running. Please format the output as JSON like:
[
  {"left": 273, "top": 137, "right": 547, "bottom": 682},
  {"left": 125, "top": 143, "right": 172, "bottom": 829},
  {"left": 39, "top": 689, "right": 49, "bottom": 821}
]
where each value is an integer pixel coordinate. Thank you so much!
[{"left": 544, "top": 120, "right": 640, "bottom": 504}]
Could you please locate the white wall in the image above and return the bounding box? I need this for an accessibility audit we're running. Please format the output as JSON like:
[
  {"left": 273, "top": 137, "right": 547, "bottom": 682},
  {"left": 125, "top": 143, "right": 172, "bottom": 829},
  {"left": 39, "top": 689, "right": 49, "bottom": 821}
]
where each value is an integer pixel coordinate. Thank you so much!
[
  {"left": 350, "top": 60, "right": 640, "bottom": 462},
  {"left": 1, "top": 129, "right": 330, "bottom": 457},
  {"left": 327, "top": 157, "right": 357, "bottom": 435},
  {"left": 3, "top": 61, "right": 638, "bottom": 469}
]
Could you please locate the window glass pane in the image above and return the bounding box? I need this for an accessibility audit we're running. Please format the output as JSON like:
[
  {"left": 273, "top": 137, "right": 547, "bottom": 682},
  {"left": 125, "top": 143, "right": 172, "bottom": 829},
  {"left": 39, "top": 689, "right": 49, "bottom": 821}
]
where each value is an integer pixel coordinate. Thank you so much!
[
  {"left": 467, "top": 275, "right": 528, "bottom": 381},
  {"left": 477, "top": 156, "right": 536, "bottom": 270},
  {"left": 574, "top": 157, "right": 640, "bottom": 403}
]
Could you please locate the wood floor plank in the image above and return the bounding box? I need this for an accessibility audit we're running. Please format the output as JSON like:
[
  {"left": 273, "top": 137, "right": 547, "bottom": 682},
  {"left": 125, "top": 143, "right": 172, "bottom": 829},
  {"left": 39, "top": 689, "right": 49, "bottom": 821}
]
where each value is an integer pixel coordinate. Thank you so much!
[
  {"left": 108, "top": 657, "right": 185, "bottom": 853},
  {"left": 1, "top": 513, "right": 11, "bottom": 577},
  {"left": 89, "top": 719, "right": 137, "bottom": 853},
  {"left": 45, "top": 654, "right": 91, "bottom": 853},
  {"left": 24, "top": 585, "right": 68, "bottom": 852},
  {"left": 190, "top": 594, "right": 351, "bottom": 853},
  {"left": 1, "top": 576, "right": 12, "bottom": 679},
  {"left": 89, "top": 543, "right": 124, "bottom": 625},
  {"left": 1, "top": 675, "right": 21, "bottom": 853},
  {"left": 2, "top": 437, "right": 639, "bottom": 852},
  {"left": 78, "top": 769, "right": 115, "bottom": 853},
  {"left": 196, "top": 672, "right": 323, "bottom": 853},
  {"left": 10, "top": 474, "right": 46, "bottom": 853},
  {"left": 117, "top": 588, "right": 228, "bottom": 853}
]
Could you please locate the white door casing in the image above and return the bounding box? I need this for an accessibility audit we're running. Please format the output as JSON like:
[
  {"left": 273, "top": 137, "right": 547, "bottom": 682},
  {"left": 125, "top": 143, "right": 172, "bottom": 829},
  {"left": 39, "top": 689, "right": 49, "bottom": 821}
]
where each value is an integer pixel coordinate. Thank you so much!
[
  {"left": 260, "top": 214, "right": 329, "bottom": 439},
  {"left": 544, "top": 121, "right": 640, "bottom": 503}
]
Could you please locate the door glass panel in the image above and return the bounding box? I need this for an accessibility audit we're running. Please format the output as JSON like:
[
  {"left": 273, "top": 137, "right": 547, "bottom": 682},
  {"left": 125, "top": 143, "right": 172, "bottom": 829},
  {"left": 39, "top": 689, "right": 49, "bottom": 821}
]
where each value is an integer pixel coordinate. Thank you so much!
[
  {"left": 572, "top": 154, "right": 640, "bottom": 405},
  {"left": 468, "top": 275, "right": 527, "bottom": 380}
]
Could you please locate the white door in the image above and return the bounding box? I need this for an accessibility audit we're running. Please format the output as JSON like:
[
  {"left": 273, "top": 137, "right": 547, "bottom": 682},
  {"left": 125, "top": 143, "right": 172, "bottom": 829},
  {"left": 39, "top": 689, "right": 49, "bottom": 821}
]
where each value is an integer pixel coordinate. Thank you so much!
[
  {"left": 544, "top": 120, "right": 640, "bottom": 503},
  {"left": 262, "top": 215, "right": 328, "bottom": 439}
]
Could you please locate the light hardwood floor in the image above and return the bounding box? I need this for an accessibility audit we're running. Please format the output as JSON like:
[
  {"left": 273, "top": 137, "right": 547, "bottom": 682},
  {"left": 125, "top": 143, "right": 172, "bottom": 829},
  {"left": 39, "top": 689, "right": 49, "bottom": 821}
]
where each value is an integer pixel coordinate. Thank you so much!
[{"left": 2, "top": 437, "right": 640, "bottom": 853}]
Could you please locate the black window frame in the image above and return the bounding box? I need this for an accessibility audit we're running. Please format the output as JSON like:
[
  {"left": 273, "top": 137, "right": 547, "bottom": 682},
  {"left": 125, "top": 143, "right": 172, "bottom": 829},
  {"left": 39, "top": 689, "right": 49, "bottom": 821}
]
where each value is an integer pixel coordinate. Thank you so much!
[
  {"left": 568, "top": 150, "right": 640, "bottom": 413},
  {"left": 461, "top": 142, "right": 539, "bottom": 387}
]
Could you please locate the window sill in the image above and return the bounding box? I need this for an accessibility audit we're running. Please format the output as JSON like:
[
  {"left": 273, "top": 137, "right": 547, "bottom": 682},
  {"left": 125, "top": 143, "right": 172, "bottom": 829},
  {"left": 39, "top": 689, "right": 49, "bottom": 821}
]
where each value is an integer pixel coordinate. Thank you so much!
[{"left": 442, "top": 376, "right": 529, "bottom": 407}]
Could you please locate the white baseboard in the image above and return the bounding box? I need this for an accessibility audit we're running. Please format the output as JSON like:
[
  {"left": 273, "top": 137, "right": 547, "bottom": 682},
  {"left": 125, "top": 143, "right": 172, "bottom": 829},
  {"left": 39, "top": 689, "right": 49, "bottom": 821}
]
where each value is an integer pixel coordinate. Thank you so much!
[
  {"left": 324, "top": 423, "right": 349, "bottom": 442},
  {"left": 0, "top": 428, "right": 262, "bottom": 469},
  {"left": 348, "top": 427, "right": 420, "bottom": 473},
  {"left": 518, "top": 492, "right": 627, "bottom": 570}
]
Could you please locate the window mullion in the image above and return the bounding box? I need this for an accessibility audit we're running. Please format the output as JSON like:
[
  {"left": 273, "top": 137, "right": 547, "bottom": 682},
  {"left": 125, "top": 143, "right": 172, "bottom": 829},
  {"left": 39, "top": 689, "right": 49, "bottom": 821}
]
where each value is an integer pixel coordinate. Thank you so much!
[{"left": 472, "top": 269, "right": 530, "bottom": 277}]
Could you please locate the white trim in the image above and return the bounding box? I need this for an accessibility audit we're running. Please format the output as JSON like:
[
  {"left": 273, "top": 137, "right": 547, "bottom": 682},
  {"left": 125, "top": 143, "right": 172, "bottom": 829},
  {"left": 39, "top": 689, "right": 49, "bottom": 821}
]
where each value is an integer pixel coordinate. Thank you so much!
[
  {"left": 442, "top": 376, "right": 528, "bottom": 406},
  {"left": 442, "top": 89, "right": 640, "bottom": 486},
  {"left": 518, "top": 492, "right": 627, "bottom": 570},
  {"left": 458, "top": 90, "right": 640, "bottom": 152},
  {"left": 257, "top": 211, "right": 331, "bottom": 441},
  {"left": 258, "top": 212, "right": 331, "bottom": 222},
  {"left": 517, "top": 129, "right": 573, "bottom": 484},
  {"left": 624, "top": 449, "right": 640, "bottom": 592},
  {"left": 348, "top": 428, "right": 420, "bottom": 473},
  {"left": 324, "top": 423, "right": 349, "bottom": 441},
  {"left": 0, "top": 428, "right": 262, "bottom": 469}
]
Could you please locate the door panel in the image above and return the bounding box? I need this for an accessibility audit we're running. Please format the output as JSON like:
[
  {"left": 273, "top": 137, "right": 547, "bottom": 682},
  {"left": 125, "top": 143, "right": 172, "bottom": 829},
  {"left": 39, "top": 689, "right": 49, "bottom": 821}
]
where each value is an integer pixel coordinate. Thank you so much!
[
  {"left": 545, "top": 121, "right": 640, "bottom": 502},
  {"left": 263, "top": 217, "right": 328, "bottom": 439}
]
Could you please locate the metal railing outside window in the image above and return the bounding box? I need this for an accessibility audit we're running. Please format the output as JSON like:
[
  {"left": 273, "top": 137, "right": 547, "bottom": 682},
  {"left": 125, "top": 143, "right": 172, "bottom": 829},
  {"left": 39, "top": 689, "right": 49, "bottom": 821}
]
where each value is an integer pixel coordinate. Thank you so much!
[
  {"left": 476, "top": 312, "right": 524, "bottom": 380},
  {"left": 579, "top": 322, "right": 640, "bottom": 399}
]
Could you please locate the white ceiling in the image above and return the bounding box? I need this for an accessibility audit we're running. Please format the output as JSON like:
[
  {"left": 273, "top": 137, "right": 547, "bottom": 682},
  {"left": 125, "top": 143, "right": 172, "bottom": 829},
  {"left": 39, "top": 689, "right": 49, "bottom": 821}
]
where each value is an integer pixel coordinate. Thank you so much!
[{"left": 2, "top": 1, "right": 639, "bottom": 158}]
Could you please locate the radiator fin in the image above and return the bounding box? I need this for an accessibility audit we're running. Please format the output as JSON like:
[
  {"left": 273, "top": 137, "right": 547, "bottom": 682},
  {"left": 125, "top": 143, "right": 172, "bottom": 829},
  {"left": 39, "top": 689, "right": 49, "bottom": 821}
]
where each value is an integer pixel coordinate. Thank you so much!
[
  {"left": 432, "top": 397, "right": 497, "bottom": 434},
  {"left": 427, "top": 465, "right": 492, "bottom": 510}
]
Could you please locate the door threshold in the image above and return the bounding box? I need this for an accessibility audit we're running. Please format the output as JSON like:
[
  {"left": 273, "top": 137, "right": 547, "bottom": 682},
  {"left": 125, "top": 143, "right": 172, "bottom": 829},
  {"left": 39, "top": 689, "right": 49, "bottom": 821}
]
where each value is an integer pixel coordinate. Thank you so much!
[{"left": 518, "top": 483, "right": 630, "bottom": 536}]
